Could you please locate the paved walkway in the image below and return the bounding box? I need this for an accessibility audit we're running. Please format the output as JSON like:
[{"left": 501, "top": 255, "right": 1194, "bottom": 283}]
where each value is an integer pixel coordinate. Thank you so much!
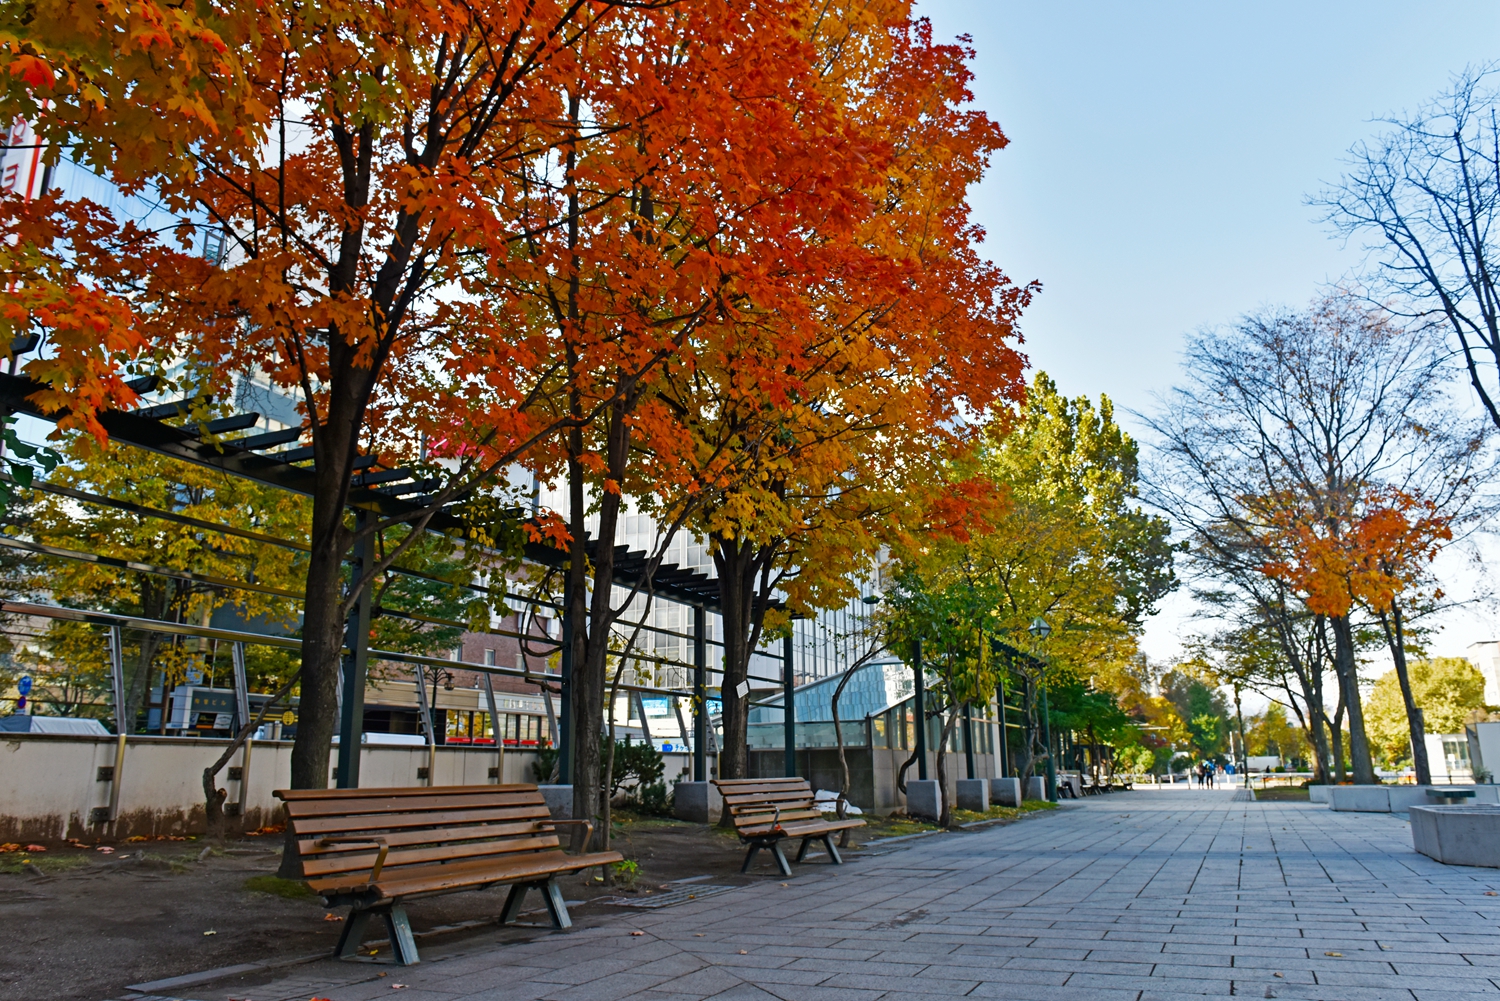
[{"left": 157, "top": 790, "right": 1500, "bottom": 1001}]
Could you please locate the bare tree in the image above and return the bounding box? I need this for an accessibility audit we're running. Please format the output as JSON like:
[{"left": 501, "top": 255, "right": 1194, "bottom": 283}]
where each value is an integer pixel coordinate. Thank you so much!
[
  {"left": 1318, "top": 64, "right": 1500, "bottom": 431},
  {"left": 1144, "top": 295, "right": 1487, "bottom": 785}
]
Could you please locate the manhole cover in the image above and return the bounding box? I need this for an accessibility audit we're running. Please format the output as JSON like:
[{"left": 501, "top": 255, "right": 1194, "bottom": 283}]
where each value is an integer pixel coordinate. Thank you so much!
[{"left": 608, "top": 884, "right": 738, "bottom": 909}]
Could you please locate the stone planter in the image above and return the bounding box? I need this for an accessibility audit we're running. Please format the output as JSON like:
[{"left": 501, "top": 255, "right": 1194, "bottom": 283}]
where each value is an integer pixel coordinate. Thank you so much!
[
  {"left": 672, "top": 781, "right": 721, "bottom": 824},
  {"left": 990, "top": 777, "right": 1021, "bottom": 807},
  {"left": 1410, "top": 805, "right": 1500, "bottom": 867},
  {"left": 906, "top": 779, "right": 941, "bottom": 821},
  {"left": 956, "top": 778, "right": 989, "bottom": 812},
  {"left": 538, "top": 784, "right": 573, "bottom": 819}
]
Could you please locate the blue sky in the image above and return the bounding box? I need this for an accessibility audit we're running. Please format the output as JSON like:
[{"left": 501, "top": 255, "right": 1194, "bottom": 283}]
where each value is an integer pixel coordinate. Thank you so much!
[{"left": 912, "top": 1, "right": 1500, "bottom": 662}]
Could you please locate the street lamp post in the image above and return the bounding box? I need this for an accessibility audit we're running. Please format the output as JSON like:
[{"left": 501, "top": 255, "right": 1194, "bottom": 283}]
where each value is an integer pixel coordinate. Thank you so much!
[{"left": 1028, "top": 617, "right": 1056, "bottom": 802}]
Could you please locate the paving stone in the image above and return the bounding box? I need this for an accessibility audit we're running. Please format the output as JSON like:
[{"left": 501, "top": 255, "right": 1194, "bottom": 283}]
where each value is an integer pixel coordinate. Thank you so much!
[{"left": 215, "top": 790, "right": 1500, "bottom": 1001}]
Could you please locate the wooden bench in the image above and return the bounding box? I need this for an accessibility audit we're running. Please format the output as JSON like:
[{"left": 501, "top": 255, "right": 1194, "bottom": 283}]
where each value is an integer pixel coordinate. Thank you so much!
[
  {"left": 275, "top": 784, "right": 622, "bottom": 965},
  {"left": 713, "top": 777, "right": 864, "bottom": 877}
]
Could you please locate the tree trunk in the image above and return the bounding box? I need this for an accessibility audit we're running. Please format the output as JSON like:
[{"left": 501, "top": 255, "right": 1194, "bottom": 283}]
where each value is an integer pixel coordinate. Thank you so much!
[
  {"left": 1329, "top": 695, "right": 1347, "bottom": 783},
  {"left": 1283, "top": 681, "right": 1330, "bottom": 783},
  {"left": 936, "top": 706, "right": 958, "bottom": 828},
  {"left": 124, "top": 580, "right": 169, "bottom": 731},
  {"left": 1015, "top": 671, "right": 1039, "bottom": 794},
  {"left": 1329, "top": 614, "right": 1376, "bottom": 784},
  {"left": 1378, "top": 603, "right": 1430, "bottom": 784},
  {"left": 290, "top": 507, "right": 349, "bottom": 791},
  {"left": 713, "top": 537, "right": 756, "bottom": 781},
  {"left": 568, "top": 399, "right": 634, "bottom": 851},
  {"left": 287, "top": 370, "right": 364, "bottom": 791}
]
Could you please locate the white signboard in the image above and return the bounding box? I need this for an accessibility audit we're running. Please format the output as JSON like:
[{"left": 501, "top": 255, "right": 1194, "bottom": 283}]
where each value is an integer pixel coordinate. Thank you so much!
[{"left": 1, "top": 117, "right": 45, "bottom": 201}]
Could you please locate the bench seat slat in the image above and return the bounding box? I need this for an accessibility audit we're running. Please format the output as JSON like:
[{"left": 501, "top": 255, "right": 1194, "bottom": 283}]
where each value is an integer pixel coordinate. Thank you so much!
[
  {"left": 310, "top": 849, "right": 624, "bottom": 900},
  {"left": 737, "top": 818, "right": 864, "bottom": 838}
]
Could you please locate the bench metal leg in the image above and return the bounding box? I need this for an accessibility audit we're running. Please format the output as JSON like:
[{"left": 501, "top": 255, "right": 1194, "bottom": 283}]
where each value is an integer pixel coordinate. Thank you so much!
[
  {"left": 335, "top": 908, "right": 373, "bottom": 959},
  {"left": 795, "top": 837, "right": 813, "bottom": 863},
  {"left": 822, "top": 835, "right": 843, "bottom": 865},
  {"left": 541, "top": 877, "right": 572, "bottom": 930},
  {"left": 383, "top": 905, "right": 420, "bottom": 965},
  {"left": 743, "top": 840, "right": 792, "bottom": 876},
  {"left": 500, "top": 882, "right": 529, "bottom": 924}
]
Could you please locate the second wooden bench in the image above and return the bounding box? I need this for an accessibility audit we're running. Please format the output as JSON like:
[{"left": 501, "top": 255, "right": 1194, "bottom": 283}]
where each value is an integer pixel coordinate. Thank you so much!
[{"left": 713, "top": 777, "right": 864, "bottom": 877}]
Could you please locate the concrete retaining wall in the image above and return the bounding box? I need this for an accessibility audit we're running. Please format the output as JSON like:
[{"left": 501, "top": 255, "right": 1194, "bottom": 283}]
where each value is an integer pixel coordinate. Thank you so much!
[
  {"left": 1326, "top": 784, "right": 1500, "bottom": 813},
  {"left": 0, "top": 733, "right": 696, "bottom": 841}
]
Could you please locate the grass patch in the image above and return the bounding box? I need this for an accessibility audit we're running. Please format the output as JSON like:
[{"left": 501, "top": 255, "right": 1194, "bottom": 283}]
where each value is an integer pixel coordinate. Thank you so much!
[
  {"left": 1253, "top": 787, "right": 1310, "bottom": 801},
  {"left": 862, "top": 815, "right": 942, "bottom": 839},
  {"left": 953, "top": 800, "right": 1058, "bottom": 825},
  {"left": 0, "top": 852, "right": 94, "bottom": 875},
  {"left": 244, "top": 874, "right": 316, "bottom": 900}
]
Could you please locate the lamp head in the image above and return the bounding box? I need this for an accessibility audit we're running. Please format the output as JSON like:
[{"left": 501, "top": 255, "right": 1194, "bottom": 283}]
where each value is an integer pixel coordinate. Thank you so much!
[{"left": 1028, "top": 616, "right": 1052, "bottom": 640}]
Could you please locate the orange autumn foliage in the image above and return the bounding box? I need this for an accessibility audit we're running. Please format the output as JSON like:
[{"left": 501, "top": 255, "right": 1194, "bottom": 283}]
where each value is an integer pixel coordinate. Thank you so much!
[
  {"left": 1255, "top": 485, "right": 1452, "bottom": 618},
  {"left": 1, "top": 0, "right": 1032, "bottom": 804}
]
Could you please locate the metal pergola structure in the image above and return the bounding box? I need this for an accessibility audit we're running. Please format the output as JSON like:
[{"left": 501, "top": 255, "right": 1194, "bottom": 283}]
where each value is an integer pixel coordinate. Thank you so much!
[{"left": 0, "top": 371, "right": 802, "bottom": 790}]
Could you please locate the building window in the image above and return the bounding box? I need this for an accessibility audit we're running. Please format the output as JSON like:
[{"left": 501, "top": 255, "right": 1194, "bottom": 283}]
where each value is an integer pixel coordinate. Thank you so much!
[{"left": 483, "top": 649, "right": 496, "bottom": 667}]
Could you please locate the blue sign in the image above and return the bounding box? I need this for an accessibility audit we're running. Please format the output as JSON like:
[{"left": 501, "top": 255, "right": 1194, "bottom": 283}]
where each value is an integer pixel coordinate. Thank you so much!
[{"left": 16, "top": 675, "right": 31, "bottom": 696}]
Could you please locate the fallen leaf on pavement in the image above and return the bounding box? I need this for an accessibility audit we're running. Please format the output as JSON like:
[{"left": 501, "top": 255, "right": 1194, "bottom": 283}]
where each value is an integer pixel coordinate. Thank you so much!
[
  {"left": 1325, "top": 952, "right": 1341, "bottom": 957},
  {"left": 631, "top": 931, "right": 644, "bottom": 936},
  {"left": 204, "top": 930, "right": 217, "bottom": 936},
  {"left": 24, "top": 844, "right": 46, "bottom": 851},
  {"left": 323, "top": 913, "right": 343, "bottom": 921}
]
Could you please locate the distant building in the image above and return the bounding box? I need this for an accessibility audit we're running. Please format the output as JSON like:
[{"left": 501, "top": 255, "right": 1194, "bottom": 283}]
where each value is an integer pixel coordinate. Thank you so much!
[{"left": 1466, "top": 641, "right": 1500, "bottom": 706}]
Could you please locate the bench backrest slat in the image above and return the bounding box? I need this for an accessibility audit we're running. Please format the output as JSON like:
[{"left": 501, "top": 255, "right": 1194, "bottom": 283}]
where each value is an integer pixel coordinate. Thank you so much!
[
  {"left": 275, "top": 784, "right": 564, "bottom": 885},
  {"left": 712, "top": 777, "right": 823, "bottom": 834}
]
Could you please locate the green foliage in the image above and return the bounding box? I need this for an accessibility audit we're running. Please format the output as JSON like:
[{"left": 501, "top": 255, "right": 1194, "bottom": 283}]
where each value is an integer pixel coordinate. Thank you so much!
[
  {"left": 635, "top": 782, "right": 670, "bottom": 816},
  {"left": 1115, "top": 744, "right": 1156, "bottom": 774},
  {"left": 0, "top": 415, "right": 60, "bottom": 511},
  {"left": 611, "top": 858, "right": 640, "bottom": 888},
  {"left": 605, "top": 736, "right": 665, "bottom": 797},
  {"left": 977, "top": 372, "right": 1177, "bottom": 650},
  {"left": 1365, "top": 657, "right": 1488, "bottom": 766},
  {"left": 1245, "top": 702, "right": 1308, "bottom": 766},
  {"left": 1045, "top": 674, "right": 1132, "bottom": 744},
  {"left": 1161, "top": 665, "right": 1230, "bottom": 757},
  {"left": 883, "top": 572, "right": 1001, "bottom": 710},
  {"left": 530, "top": 740, "right": 559, "bottom": 784}
]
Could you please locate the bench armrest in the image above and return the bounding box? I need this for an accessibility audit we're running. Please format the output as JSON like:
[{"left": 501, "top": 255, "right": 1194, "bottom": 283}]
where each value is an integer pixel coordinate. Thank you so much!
[
  {"left": 315, "top": 836, "right": 390, "bottom": 881},
  {"left": 538, "top": 818, "right": 596, "bottom": 852}
]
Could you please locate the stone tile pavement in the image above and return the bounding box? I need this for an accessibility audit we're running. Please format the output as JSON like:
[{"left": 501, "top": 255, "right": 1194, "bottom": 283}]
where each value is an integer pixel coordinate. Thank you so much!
[{"left": 136, "top": 789, "right": 1500, "bottom": 1001}]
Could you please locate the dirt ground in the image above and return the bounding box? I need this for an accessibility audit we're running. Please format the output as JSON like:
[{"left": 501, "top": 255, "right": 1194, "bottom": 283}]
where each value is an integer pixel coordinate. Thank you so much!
[{"left": 0, "top": 807, "right": 1033, "bottom": 1001}]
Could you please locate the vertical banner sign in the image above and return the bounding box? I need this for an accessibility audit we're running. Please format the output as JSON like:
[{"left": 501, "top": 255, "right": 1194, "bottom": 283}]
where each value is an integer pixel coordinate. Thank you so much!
[{"left": 0, "top": 117, "right": 45, "bottom": 201}]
